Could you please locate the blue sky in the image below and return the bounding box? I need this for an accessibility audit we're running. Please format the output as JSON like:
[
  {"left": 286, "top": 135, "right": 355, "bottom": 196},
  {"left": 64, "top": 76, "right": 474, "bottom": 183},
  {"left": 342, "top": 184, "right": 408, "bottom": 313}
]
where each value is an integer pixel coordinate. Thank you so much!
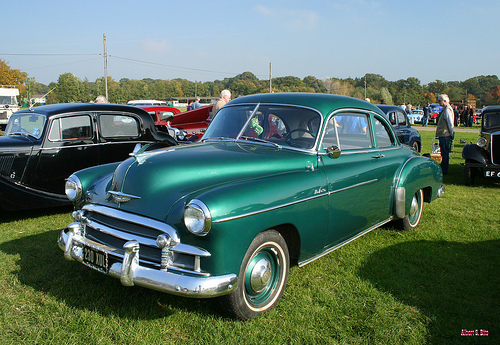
[{"left": 2, "top": 0, "right": 499, "bottom": 85}]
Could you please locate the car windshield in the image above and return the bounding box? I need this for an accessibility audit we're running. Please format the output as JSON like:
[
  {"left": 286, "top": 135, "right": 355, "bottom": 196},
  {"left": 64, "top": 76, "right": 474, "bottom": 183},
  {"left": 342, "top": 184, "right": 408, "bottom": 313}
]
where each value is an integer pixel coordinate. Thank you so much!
[
  {"left": 5, "top": 113, "right": 46, "bottom": 139},
  {"left": 482, "top": 111, "right": 500, "bottom": 130},
  {"left": 202, "top": 104, "right": 321, "bottom": 149}
]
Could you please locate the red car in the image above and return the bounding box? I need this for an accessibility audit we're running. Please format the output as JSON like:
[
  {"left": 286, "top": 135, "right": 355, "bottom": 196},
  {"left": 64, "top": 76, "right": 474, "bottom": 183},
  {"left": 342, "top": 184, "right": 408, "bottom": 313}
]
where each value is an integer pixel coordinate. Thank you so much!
[
  {"left": 170, "top": 105, "right": 213, "bottom": 141},
  {"left": 138, "top": 105, "right": 213, "bottom": 142}
]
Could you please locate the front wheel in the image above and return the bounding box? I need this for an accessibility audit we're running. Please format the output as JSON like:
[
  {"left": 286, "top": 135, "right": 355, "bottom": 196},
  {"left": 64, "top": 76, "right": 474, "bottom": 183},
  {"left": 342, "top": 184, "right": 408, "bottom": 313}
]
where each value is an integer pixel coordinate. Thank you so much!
[
  {"left": 398, "top": 189, "right": 424, "bottom": 231},
  {"left": 464, "top": 164, "right": 476, "bottom": 186},
  {"left": 219, "top": 230, "right": 289, "bottom": 320}
]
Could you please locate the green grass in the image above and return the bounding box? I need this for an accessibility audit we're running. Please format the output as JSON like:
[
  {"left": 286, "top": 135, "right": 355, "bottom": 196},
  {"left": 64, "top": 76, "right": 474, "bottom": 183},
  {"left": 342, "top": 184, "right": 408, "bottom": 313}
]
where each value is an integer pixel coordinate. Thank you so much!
[{"left": 0, "top": 130, "right": 498, "bottom": 344}]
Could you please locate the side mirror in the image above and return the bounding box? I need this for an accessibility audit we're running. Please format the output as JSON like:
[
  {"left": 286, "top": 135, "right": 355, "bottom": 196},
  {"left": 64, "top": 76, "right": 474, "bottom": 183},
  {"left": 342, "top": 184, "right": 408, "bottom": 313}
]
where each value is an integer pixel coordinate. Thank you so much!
[{"left": 326, "top": 145, "right": 341, "bottom": 159}]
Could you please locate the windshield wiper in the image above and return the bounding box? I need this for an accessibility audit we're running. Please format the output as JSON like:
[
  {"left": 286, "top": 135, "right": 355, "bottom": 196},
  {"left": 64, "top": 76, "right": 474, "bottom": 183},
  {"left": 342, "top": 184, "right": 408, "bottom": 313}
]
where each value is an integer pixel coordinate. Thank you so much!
[
  {"left": 202, "top": 137, "right": 235, "bottom": 142},
  {"left": 239, "top": 136, "right": 281, "bottom": 148},
  {"left": 8, "top": 132, "right": 38, "bottom": 139}
]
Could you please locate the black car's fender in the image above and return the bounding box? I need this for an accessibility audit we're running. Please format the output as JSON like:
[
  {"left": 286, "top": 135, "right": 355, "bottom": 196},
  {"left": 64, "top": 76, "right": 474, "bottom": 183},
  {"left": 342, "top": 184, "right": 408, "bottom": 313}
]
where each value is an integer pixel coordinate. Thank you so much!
[{"left": 462, "top": 143, "right": 489, "bottom": 165}]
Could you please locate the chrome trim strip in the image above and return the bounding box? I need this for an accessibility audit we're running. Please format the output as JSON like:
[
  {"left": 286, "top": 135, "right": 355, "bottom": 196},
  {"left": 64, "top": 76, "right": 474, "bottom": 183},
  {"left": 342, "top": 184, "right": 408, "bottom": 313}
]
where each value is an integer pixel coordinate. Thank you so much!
[
  {"left": 298, "top": 217, "right": 393, "bottom": 267},
  {"left": 59, "top": 228, "right": 237, "bottom": 297},
  {"left": 215, "top": 192, "right": 328, "bottom": 223},
  {"left": 39, "top": 141, "right": 149, "bottom": 151},
  {"left": 215, "top": 179, "right": 377, "bottom": 223},
  {"left": 328, "top": 179, "right": 378, "bottom": 195}
]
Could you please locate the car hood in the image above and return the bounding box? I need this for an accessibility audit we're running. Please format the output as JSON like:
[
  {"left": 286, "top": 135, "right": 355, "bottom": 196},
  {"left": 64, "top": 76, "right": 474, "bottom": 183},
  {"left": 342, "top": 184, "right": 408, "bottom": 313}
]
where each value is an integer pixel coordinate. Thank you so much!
[
  {"left": 0, "top": 134, "right": 36, "bottom": 149},
  {"left": 91, "top": 141, "right": 316, "bottom": 221}
]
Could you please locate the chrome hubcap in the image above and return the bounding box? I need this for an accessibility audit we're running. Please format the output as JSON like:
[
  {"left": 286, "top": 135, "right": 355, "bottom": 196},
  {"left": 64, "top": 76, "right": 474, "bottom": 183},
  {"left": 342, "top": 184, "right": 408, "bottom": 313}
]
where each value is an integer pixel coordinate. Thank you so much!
[{"left": 250, "top": 258, "right": 272, "bottom": 293}]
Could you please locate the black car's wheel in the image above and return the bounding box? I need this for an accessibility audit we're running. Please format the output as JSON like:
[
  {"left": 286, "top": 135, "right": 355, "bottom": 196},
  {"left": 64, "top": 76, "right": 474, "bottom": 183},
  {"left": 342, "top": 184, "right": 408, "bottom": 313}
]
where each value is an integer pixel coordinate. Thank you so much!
[
  {"left": 220, "top": 230, "right": 289, "bottom": 320},
  {"left": 464, "top": 162, "right": 476, "bottom": 186},
  {"left": 412, "top": 141, "right": 420, "bottom": 152},
  {"left": 398, "top": 189, "right": 424, "bottom": 231}
]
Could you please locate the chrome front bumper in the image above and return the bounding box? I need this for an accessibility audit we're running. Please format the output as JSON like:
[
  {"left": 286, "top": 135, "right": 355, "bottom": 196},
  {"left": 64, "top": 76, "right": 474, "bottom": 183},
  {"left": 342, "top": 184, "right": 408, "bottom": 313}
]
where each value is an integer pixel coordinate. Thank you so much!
[{"left": 58, "top": 226, "right": 238, "bottom": 298}]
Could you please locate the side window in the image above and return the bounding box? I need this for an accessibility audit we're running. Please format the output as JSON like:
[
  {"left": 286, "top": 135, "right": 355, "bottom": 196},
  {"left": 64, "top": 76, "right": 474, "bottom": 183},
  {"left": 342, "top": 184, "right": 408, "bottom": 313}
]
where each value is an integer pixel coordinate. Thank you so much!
[
  {"left": 397, "top": 110, "right": 407, "bottom": 126},
  {"left": 49, "top": 115, "right": 92, "bottom": 141},
  {"left": 388, "top": 112, "right": 397, "bottom": 125},
  {"left": 374, "top": 117, "right": 395, "bottom": 148},
  {"left": 99, "top": 114, "right": 139, "bottom": 138},
  {"left": 323, "top": 113, "right": 372, "bottom": 150}
]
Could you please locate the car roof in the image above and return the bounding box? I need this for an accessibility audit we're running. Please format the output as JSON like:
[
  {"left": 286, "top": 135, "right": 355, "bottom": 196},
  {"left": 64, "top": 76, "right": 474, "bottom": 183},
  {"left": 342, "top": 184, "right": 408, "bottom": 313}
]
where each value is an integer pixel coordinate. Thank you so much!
[
  {"left": 227, "top": 93, "right": 384, "bottom": 119},
  {"left": 482, "top": 105, "right": 500, "bottom": 113},
  {"left": 16, "top": 103, "right": 152, "bottom": 119},
  {"left": 375, "top": 104, "right": 405, "bottom": 113}
]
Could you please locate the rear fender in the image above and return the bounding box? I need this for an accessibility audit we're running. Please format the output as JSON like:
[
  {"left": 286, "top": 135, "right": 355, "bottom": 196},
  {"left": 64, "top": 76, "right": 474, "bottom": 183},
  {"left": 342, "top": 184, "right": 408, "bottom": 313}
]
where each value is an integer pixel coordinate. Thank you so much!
[{"left": 394, "top": 156, "right": 443, "bottom": 218}]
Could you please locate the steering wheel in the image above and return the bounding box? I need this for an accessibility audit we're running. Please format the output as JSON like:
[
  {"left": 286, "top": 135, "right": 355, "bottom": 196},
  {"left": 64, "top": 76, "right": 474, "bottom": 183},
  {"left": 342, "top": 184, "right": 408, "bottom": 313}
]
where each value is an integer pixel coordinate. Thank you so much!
[{"left": 285, "top": 128, "right": 316, "bottom": 141}]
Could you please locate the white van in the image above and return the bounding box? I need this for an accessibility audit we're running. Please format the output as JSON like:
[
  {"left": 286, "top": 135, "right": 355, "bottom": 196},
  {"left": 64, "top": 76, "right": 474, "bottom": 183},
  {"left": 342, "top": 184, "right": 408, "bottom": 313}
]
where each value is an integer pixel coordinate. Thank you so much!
[{"left": 0, "top": 85, "right": 20, "bottom": 128}]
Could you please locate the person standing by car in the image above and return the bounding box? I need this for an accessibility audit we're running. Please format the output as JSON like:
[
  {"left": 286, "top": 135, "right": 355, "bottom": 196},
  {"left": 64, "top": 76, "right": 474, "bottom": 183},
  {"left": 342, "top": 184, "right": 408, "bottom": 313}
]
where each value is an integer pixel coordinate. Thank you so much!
[
  {"left": 211, "top": 89, "right": 231, "bottom": 119},
  {"left": 191, "top": 96, "right": 202, "bottom": 110},
  {"left": 94, "top": 95, "right": 108, "bottom": 103},
  {"left": 422, "top": 103, "right": 430, "bottom": 126},
  {"left": 436, "top": 94, "right": 455, "bottom": 174},
  {"left": 453, "top": 104, "right": 460, "bottom": 126}
]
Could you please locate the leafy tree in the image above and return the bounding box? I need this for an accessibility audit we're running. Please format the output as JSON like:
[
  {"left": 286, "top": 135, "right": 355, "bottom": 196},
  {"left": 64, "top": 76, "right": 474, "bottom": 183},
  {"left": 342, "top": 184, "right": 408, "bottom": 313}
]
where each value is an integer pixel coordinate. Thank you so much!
[
  {"left": 303, "top": 76, "right": 327, "bottom": 93},
  {"left": 54, "top": 73, "right": 83, "bottom": 103},
  {"left": 0, "top": 59, "right": 26, "bottom": 91}
]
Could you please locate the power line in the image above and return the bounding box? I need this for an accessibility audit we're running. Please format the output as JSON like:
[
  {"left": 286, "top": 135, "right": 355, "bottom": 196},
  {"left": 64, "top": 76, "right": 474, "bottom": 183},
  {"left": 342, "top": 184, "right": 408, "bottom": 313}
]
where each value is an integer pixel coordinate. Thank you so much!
[{"left": 110, "top": 55, "right": 239, "bottom": 76}]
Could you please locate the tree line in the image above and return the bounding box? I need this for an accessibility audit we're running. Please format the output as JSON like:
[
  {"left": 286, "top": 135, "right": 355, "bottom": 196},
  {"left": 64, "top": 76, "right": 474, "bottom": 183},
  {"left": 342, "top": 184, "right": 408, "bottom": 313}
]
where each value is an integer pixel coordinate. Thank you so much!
[{"left": 2, "top": 59, "right": 499, "bottom": 107}]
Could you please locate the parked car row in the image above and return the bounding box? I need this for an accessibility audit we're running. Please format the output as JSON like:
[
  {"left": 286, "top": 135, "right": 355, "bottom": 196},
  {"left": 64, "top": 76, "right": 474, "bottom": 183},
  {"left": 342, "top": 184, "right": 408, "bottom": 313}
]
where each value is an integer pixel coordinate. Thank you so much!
[{"left": 0, "top": 103, "right": 177, "bottom": 210}]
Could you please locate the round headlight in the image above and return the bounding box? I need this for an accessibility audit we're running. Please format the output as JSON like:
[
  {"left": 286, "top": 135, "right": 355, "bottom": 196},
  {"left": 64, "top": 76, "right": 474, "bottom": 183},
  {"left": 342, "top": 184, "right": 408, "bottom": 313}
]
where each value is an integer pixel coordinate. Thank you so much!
[
  {"left": 477, "top": 137, "right": 487, "bottom": 148},
  {"left": 65, "top": 175, "right": 82, "bottom": 201},
  {"left": 184, "top": 200, "right": 211, "bottom": 236}
]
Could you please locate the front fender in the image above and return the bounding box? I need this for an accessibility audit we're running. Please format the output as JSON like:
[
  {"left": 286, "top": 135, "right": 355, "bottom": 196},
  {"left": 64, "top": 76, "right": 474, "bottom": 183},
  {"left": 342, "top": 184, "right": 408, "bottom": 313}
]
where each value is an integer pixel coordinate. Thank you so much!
[
  {"left": 395, "top": 156, "right": 443, "bottom": 218},
  {"left": 175, "top": 168, "right": 328, "bottom": 276},
  {"left": 462, "top": 143, "right": 488, "bottom": 165}
]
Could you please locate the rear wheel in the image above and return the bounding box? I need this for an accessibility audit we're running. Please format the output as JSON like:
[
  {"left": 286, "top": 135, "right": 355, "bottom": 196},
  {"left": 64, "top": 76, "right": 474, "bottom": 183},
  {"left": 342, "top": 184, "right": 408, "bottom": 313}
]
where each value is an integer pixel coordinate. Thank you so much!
[
  {"left": 398, "top": 189, "right": 424, "bottom": 231},
  {"left": 220, "top": 230, "right": 289, "bottom": 320}
]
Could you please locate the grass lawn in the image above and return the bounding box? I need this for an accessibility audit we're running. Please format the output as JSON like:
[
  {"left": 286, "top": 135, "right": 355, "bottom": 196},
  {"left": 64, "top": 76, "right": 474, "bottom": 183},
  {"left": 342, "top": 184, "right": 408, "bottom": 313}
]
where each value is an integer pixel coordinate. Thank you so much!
[{"left": 0, "top": 129, "right": 498, "bottom": 344}]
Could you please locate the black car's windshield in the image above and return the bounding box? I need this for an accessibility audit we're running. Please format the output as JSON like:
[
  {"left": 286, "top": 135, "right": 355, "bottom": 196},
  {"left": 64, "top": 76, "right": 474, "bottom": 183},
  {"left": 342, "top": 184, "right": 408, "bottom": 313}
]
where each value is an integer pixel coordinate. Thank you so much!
[
  {"left": 482, "top": 111, "right": 500, "bottom": 130},
  {"left": 5, "top": 113, "right": 46, "bottom": 139},
  {"left": 202, "top": 104, "right": 321, "bottom": 149}
]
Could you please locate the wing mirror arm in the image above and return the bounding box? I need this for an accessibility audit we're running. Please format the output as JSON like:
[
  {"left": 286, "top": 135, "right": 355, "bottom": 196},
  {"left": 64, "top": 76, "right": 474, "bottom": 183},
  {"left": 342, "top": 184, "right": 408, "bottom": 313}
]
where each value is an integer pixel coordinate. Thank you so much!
[{"left": 326, "top": 145, "right": 341, "bottom": 159}]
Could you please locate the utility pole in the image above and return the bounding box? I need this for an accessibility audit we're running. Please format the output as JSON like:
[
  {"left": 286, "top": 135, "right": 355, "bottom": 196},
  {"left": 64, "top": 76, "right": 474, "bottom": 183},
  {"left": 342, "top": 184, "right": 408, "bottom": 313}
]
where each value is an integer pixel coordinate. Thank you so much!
[
  {"left": 269, "top": 63, "right": 272, "bottom": 93},
  {"left": 103, "top": 34, "right": 108, "bottom": 101}
]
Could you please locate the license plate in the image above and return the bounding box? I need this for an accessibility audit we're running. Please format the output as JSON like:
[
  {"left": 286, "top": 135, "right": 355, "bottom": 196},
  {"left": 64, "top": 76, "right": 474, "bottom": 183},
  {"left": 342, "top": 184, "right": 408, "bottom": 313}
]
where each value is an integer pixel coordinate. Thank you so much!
[
  {"left": 484, "top": 170, "right": 500, "bottom": 178},
  {"left": 82, "top": 245, "right": 108, "bottom": 273}
]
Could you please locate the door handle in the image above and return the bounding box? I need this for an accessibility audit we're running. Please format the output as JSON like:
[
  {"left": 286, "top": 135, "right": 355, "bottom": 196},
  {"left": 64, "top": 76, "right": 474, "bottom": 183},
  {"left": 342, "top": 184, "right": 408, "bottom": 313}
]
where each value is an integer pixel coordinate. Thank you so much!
[{"left": 372, "top": 153, "right": 385, "bottom": 159}]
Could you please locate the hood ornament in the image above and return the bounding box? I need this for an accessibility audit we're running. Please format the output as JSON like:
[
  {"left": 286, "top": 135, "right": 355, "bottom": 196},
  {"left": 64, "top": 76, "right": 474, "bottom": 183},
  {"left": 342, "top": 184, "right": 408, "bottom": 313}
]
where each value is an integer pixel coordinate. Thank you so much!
[{"left": 108, "top": 191, "right": 141, "bottom": 204}]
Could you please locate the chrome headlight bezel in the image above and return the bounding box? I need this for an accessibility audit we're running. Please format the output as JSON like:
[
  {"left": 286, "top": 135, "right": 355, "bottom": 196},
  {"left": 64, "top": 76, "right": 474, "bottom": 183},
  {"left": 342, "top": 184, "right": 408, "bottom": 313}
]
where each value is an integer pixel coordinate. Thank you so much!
[
  {"left": 65, "top": 175, "right": 82, "bottom": 201},
  {"left": 476, "top": 136, "right": 488, "bottom": 148},
  {"left": 184, "top": 199, "right": 212, "bottom": 236}
]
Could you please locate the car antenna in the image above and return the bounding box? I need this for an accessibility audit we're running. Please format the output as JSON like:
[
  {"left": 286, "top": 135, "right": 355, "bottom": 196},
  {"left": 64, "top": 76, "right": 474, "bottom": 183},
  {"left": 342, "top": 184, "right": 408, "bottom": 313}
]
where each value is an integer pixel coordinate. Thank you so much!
[{"left": 29, "top": 87, "right": 56, "bottom": 110}]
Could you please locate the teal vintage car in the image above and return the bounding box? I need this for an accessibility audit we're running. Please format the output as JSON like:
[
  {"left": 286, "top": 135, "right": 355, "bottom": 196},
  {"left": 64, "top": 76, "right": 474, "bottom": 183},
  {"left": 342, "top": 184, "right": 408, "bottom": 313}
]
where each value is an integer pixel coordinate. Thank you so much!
[{"left": 58, "top": 93, "right": 444, "bottom": 319}]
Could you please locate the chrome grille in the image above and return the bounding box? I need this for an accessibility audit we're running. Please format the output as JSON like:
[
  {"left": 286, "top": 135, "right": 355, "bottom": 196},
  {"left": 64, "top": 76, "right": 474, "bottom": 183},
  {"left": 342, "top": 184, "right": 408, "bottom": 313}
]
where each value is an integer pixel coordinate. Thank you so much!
[
  {"left": 0, "top": 155, "right": 14, "bottom": 177},
  {"left": 491, "top": 133, "right": 500, "bottom": 165},
  {"left": 79, "top": 204, "right": 210, "bottom": 274}
]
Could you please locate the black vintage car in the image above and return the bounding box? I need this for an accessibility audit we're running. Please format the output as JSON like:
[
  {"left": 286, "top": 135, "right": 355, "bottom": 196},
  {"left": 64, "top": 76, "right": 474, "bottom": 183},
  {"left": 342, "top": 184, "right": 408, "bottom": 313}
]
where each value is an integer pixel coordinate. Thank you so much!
[
  {"left": 0, "top": 103, "right": 176, "bottom": 211},
  {"left": 376, "top": 105, "right": 422, "bottom": 152},
  {"left": 462, "top": 105, "right": 500, "bottom": 185}
]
